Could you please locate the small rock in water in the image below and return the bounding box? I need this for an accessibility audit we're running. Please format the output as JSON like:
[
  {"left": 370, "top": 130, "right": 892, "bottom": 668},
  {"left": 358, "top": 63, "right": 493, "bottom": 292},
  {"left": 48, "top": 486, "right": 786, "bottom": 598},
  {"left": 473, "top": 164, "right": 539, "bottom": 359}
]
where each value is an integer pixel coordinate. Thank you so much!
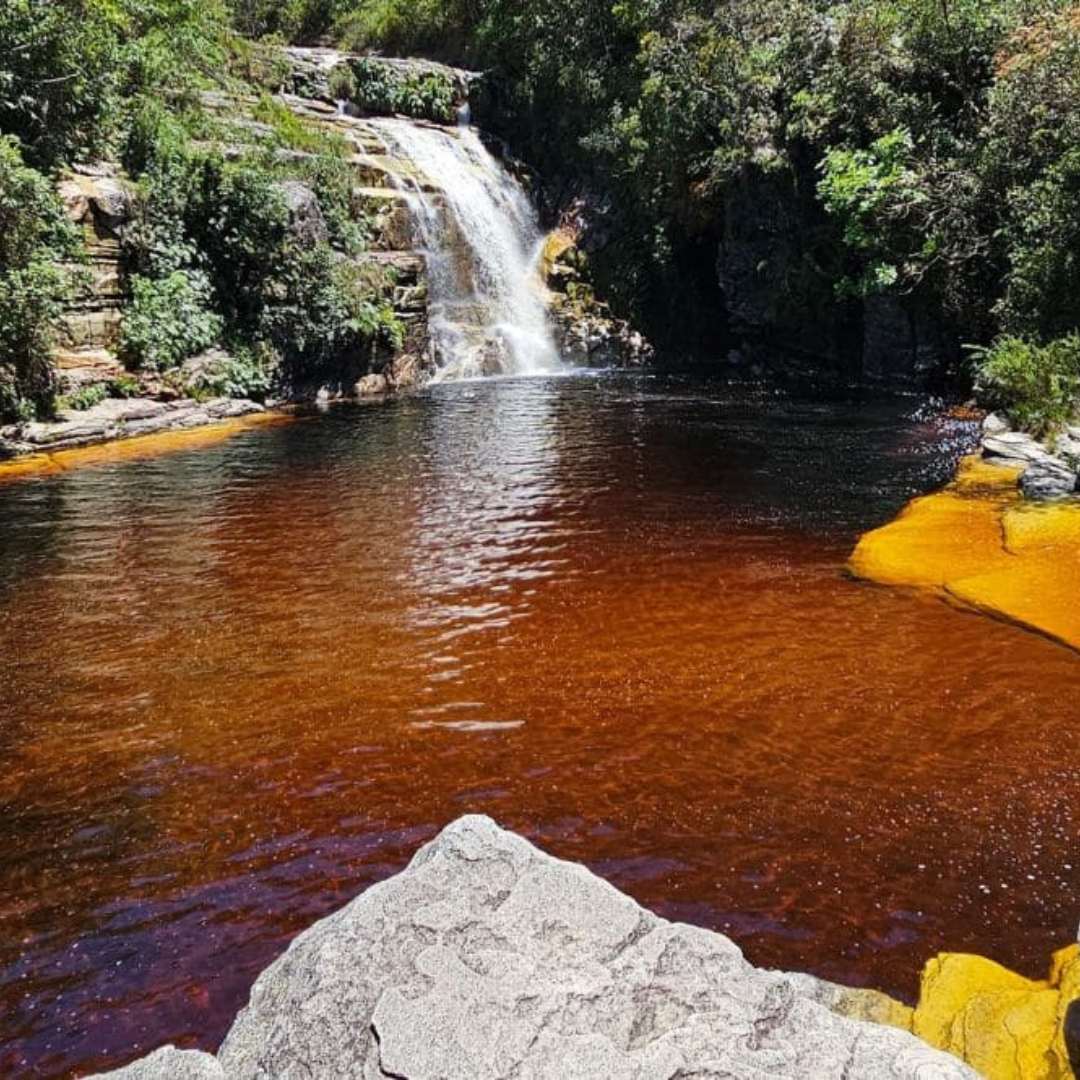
[{"left": 354, "top": 373, "right": 390, "bottom": 396}]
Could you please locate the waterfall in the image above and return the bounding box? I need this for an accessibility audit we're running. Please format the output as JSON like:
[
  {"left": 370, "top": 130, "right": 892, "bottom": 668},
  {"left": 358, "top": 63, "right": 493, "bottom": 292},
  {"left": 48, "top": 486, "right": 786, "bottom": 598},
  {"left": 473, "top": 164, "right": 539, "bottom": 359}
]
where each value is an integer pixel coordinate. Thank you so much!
[{"left": 370, "top": 119, "right": 561, "bottom": 381}]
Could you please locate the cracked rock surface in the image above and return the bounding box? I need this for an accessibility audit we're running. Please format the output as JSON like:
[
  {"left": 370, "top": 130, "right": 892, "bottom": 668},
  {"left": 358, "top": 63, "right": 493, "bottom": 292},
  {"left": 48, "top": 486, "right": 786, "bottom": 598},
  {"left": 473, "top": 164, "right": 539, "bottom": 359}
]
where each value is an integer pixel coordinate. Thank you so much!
[{"left": 97, "top": 815, "right": 975, "bottom": 1079}]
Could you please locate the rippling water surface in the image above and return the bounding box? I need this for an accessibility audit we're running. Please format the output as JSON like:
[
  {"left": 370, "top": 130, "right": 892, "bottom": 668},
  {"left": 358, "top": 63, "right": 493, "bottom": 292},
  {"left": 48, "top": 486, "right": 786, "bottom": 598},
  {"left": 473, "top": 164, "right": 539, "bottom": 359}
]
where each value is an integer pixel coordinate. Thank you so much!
[{"left": 2, "top": 372, "right": 1079, "bottom": 1077}]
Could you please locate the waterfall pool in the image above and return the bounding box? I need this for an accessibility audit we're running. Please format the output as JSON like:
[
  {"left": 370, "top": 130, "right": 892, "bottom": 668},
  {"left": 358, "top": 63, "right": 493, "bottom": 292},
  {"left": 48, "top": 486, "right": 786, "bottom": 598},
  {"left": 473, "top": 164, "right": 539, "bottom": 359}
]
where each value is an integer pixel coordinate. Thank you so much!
[{"left": 1, "top": 370, "right": 1078, "bottom": 1076}]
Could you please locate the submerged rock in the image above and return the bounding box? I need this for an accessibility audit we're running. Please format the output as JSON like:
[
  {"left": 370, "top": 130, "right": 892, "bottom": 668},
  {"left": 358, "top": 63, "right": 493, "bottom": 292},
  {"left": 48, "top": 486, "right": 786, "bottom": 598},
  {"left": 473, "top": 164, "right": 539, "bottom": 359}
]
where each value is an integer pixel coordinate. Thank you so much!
[
  {"left": 353, "top": 372, "right": 389, "bottom": 396},
  {"left": 97, "top": 815, "right": 972, "bottom": 1079}
]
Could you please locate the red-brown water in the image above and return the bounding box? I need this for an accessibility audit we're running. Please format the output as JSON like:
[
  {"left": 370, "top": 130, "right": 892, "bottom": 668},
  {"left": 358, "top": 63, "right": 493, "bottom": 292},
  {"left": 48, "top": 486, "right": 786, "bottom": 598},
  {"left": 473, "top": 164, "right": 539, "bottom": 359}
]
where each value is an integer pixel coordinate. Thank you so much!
[{"left": 1, "top": 372, "right": 1078, "bottom": 1077}]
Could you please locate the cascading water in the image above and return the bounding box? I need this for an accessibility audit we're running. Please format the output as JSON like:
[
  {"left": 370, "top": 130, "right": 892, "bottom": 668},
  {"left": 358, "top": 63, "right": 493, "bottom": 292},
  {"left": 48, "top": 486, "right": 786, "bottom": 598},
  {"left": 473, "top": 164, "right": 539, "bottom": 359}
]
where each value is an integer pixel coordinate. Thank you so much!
[{"left": 370, "top": 118, "right": 561, "bottom": 381}]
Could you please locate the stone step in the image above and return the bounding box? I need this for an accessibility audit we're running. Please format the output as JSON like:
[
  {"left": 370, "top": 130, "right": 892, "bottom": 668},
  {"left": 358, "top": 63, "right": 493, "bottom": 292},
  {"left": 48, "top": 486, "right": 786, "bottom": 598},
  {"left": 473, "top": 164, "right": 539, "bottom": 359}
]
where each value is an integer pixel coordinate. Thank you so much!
[
  {"left": 355, "top": 251, "right": 425, "bottom": 276},
  {"left": 345, "top": 154, "right": 437, "bottom": 192}
]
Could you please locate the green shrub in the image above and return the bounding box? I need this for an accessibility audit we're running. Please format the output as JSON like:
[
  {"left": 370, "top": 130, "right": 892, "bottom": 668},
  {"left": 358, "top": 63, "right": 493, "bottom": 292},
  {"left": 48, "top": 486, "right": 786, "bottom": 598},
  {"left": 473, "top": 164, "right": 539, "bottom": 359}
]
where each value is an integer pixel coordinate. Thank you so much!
[
  {"left": 191, "top": 157, "right": 291, "bottom": 331},
  {"left": 334, "top": 0, "right": 474, "bottom": 60},
  {"left": 1, "top": 0, "right": 231, "bottom": 170},
  {"left": 211, "top": 344, "right": 277, "bottom": 399},
  {"left": 226, "top": 0, "right": 337, "bottom": 41},
  {"left": 119, "top": 270, "right": 223, "bottom": 371},
  {"left": 109, "top": 373, "right": 142, "bottom": 398},
  {"left": 818, "top": 130, "right": 918, "bottom": 297},
  {"left": 0, "top": 136, "right": 82, "bottom": 421},
  {"left": 227, "top": 35, "right": 294, "bottom": 92},
  {"left": 327, "top": 64, "right": 357, "bottom": 102},
  {"left": 983, "top": 12, "right": 1080, "bottom": 341},
  {"left": 972, "top": 335, "right": 1080, "bottom": 436},
  {"left": 252, "top": 94, "right": 348, "bottom": 156},
  {"left": 56, "top": 383, "right": 109, "bottom": 412},
  {"left": 0, "top": 0, "right": 124, "bottom": 168},
  {"left": 293, "top": 153, "right": 365, "bottom": 253},
  {"left": 179, "top": 342, "right": 278, "bottom": 400},
  {"left": 346, "top": 59, "right": 457, "bottom": 125},
  {"left": 259, "top": 247, "right": 403, "bottom": 371}
]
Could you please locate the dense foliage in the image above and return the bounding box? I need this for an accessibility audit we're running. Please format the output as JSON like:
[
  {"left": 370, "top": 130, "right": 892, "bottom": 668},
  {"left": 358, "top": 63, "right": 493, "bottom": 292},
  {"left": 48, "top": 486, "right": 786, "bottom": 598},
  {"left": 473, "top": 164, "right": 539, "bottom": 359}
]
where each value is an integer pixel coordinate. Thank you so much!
[
  {"left": 119, "top": 270, "right": 223, "bottom": 372},
  {"left": 973, "top": 335, "right": 1080, "bottom": 436},
  {"left": 0, "top": 137, "right": 81, "bottom": 420},
  {"left": 120, "top": 105, "right": 401, "bottom": 395},
  {"left": 308, "top": 0, "right": 1080, "bottom": 426},
  {"left": 4, "top": 0, "right": 1080, "bottom": 430},
  {"left": 346, "top": 58, "right": 458, "bottom": 124},
  {"left": 0, "top": 0, "right": 401, "bottom": 421}
]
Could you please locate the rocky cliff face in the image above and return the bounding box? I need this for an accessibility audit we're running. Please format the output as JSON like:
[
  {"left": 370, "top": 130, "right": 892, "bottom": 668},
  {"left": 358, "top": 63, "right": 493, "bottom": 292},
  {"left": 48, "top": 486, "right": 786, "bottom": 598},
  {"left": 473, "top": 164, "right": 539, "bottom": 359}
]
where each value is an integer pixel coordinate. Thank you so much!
[
  {"left": 96, "top": 816, "right": 973, "bottom": 1080},
  {"left": 718, "top": 164, "right": 952, "bottom": 385},
  {"left": 40, "top": 48, "right": 636, "bottom": 428},
  {"left": 542, "top": 225, "right": 653, "bottom": 367},
  {"left": 52, "top": 169, "right": 134, "bottom": 392}
]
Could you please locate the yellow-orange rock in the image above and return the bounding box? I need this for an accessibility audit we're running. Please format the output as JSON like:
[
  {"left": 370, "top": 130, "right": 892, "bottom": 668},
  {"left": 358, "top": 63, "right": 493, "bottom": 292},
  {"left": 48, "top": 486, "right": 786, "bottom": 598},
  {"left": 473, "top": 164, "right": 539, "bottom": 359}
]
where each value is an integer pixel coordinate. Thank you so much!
[
  {"left": 849, "top": 454, "right": 1080, "bottom": 651},
  {"left": 913, "top": 954, "right": 1058, "bottom": 1078},
  {"left": 907, "top": 947, "right": 1080, "bottom": 1079},
  {"left": 541, "top": 227, "right": 576, "bottom": 278}
]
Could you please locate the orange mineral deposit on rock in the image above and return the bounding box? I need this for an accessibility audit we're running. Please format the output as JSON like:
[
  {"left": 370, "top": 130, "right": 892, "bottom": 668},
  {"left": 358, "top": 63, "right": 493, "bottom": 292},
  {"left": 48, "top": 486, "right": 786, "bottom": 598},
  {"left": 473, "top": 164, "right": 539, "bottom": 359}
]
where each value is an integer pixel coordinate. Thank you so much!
[
  {"left": 849, "top": 454, "right": 1080, "bottom": 652},
  {"left": 0, "top": 411, "right": 289, "bottom": 484}
]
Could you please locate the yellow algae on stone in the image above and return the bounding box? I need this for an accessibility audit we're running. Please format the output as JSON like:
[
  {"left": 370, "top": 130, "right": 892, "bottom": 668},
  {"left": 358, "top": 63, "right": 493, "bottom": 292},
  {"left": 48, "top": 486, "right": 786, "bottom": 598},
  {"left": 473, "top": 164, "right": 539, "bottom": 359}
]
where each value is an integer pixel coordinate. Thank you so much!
[
  {"left": 1004, "top": 503, "right": 1080, "bottom": 554},
  {"left": 950, "top": 454, "right": 1028, "bottom": 495},
  {"left": 914, "top": 953, "right": 1046, "bottom": 1045},
  {"left": 911, "top": 950, "right": 1080, "bottom": 1079},
  {"left": 0, "top": 453, "right": 64, "bottom": 480},
  {"left": 913, "top": 954, "right": 1055, "bottom": 1078},
  {"left": 1049, "top": 945, "right": 1080, "bottom": 990},
  {"left": 947, "top": 557, "right": 1080, "bottom": 652},
  {"left": 849, "top": 453, "right": 1080, "bottom": 651},
  {"left": 848, "top": 455, "right": 1021, "bottom": 589}
]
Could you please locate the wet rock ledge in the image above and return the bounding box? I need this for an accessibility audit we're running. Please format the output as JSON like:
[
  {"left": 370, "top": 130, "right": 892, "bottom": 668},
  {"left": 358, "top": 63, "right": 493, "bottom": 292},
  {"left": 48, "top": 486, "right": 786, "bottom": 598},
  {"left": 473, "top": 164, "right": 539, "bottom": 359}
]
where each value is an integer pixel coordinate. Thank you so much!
[
  {"left": 98, "top": 815, "right": 972, "bottom": 1079},
  {"left": 0, "top": 395, "right": 267, "bottom": 458},
  {"left": 980, "top": 412, "right": 1080, "bottom": 499}
]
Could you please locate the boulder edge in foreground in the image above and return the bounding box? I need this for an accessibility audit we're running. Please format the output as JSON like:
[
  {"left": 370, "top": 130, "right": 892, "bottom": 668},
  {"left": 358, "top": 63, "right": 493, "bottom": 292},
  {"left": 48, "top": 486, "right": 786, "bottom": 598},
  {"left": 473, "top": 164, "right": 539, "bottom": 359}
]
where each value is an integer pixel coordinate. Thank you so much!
[{"left": 97, "top": 814, "right": 974, "bottom": 1079}]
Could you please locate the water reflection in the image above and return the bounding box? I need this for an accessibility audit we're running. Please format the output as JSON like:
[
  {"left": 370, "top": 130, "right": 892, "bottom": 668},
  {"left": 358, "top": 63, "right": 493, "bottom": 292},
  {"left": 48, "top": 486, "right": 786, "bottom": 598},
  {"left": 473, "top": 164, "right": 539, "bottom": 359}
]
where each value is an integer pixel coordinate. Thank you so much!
[{"left": 0, "top": 372, "right": 1078, "bottom": 1078}]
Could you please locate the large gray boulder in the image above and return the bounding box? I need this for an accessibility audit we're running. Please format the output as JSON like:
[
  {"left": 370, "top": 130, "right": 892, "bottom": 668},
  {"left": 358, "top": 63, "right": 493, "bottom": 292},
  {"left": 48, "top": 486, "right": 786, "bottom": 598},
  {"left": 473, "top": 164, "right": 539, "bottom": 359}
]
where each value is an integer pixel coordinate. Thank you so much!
[
  {"left": 982, "top": 429, "right": 1078, "bottom": 498},
  {"left": 277, "top": 180, "right": 328, "bottom": 247},
  {"left": 99, "top": 816, "right": 974, "bottom": 1079}
]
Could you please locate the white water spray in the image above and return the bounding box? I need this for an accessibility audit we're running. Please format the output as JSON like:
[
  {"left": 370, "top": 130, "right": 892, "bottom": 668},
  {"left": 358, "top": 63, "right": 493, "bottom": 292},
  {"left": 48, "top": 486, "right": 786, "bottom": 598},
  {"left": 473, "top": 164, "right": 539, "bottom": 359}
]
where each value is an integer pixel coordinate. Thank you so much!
[{"left": 370, "top": 119, "right": 560, "bottom": 381}]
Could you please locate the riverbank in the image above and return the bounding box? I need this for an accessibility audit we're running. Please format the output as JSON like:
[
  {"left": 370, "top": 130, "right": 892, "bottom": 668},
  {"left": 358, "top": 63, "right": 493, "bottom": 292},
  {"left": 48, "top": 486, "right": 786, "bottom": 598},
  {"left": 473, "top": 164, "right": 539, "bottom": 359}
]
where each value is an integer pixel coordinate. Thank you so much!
[
  {"left": 850, "top": 454, "right": 1080, "bottom": 651},
  {"left": 0, "top": 399, "right": 291, "bottom": 482}
]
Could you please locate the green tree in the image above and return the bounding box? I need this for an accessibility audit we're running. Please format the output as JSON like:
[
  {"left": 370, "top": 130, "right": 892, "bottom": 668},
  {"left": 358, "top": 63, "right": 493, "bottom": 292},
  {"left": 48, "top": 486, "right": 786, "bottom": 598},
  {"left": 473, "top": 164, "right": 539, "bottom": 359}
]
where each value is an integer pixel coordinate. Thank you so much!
[{"left": 0, "top": 137, "right": 81, "bottom": 420}]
